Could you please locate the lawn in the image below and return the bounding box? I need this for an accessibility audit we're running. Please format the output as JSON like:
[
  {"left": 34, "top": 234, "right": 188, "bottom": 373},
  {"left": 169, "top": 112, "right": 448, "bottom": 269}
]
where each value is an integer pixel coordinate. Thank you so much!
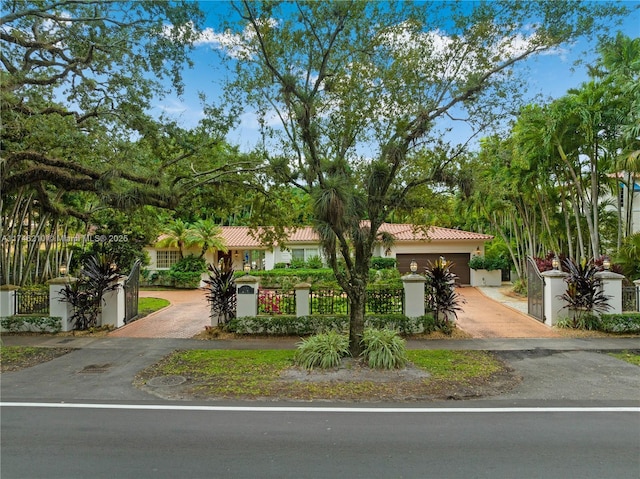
[
  {"left": 138, "top": 297, "right": 170, "bottom": 318},
  {"left": 135, "top": 349, "right": 518, "bottom": 401},
  {"left": 609, "top": 350, "right": 640, "bottom": 366}
]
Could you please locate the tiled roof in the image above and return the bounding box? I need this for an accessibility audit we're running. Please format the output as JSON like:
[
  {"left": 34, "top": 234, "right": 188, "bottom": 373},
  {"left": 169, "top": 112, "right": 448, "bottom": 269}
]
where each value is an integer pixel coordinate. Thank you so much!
[{"left": 155, "top": 224, "right": 492, "bottom": 249}]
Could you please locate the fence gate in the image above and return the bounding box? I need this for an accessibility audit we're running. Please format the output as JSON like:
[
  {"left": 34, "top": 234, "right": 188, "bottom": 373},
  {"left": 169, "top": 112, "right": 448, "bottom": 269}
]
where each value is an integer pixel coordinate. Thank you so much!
[
  {"left": 124, "top": 260, "right": 141, "bottom": 324},
  {"left": 526, "top": 256, "right": 545, "bottom": 322}
]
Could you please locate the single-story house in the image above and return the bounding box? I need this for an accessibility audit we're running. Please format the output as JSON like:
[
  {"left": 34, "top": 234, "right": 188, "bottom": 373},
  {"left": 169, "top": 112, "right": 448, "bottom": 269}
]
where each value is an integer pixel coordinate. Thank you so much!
[{"left": 145, "top": 223, "right": 493, "bottom": 285}]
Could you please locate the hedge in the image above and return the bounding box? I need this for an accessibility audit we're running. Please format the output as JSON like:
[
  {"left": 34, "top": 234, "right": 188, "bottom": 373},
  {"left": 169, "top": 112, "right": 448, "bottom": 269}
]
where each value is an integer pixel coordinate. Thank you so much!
[
  {"left": 225, "top": 313, "right": 440, "bottom": 336},
  {"left": 597, "top": 313, "right": 640, "bottom": 334},
  {"left": 0, "top": 315, "right": 62, "bottom": 333}
]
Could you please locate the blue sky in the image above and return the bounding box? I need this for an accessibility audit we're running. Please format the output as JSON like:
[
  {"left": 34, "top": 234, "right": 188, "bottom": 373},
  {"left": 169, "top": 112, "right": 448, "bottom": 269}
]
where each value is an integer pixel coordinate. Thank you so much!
[{"left": 151, "top": 1, "right": 640, "bottom": 153}]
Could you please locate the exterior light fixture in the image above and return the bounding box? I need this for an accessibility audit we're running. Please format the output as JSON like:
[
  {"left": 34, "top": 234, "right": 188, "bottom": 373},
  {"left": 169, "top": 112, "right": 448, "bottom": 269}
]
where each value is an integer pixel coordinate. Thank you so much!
[
  {"left": 551, "top": 256, "right": 560, "bottom": 270},
  {"left": 476, "top": 246, "right": 481, "bottom": 255},
  {"left": 603, "top": 258, "right": 611, "bottom": 270},
  {"left": 59, "top": 264, "right": 67, "bottom": 276},
  {"left": 409, "top": 259, "right": 418, "bottom": 273},
  {"left": 243, "top": 263, "right": 251, "bottom": 274}
]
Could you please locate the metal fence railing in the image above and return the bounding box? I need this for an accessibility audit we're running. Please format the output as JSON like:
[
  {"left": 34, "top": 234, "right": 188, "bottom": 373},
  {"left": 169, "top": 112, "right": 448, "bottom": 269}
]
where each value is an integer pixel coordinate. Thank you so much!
[
  {"left": 258, "top": 289, "right": 296, "bottom": 315},
  {"left": 622, "top": 286, "right": 638, "bottom": 312},
  {"left": 15, "top": 289, "right": 50, "bottom": 315}
]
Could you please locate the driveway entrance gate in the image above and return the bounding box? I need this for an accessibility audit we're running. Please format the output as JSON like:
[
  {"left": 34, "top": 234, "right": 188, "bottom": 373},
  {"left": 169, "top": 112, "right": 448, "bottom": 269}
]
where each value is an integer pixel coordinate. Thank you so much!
[
  {"left": 527, "top": 256, "right": 545, "bottom": 322},
  {"left": 124, "top": 260, "right": 141, "bottom": 324}
]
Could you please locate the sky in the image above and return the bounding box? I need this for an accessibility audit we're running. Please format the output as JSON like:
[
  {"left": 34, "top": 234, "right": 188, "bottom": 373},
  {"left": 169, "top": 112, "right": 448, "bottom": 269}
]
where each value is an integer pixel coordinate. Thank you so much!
[{"left": 151, "top": 0, "right": 640, "bottom": 153}]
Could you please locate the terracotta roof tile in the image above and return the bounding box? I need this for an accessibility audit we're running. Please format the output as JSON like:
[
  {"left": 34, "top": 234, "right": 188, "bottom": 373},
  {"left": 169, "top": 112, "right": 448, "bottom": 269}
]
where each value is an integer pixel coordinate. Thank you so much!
[{"left": 156, "top": 223, "right": 492, "bottom": 249}]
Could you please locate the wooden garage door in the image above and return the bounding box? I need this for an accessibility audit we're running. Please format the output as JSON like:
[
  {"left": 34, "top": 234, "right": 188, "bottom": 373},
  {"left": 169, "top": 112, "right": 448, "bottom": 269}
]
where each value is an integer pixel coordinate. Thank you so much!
[{"left": 396, "top": 253, "right": 471, "bottom": 285}]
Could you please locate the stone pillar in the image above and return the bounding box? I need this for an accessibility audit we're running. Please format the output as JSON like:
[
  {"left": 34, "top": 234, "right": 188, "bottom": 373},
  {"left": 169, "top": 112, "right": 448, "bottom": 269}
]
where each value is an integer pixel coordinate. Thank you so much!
[
  {"left": 101, "top": 276, "right": 126, "bottom": 328},
  {"left": 236, "top": 275, "right": 259, "bottom": 318},
  {"left": 635, "top": 280, "right": 640, "bottom": 312},
  {"left": 48, "top": 277, "right": 77, "bottom": 332},
  {"left": 402, "top": 273, "right": 426, "bottom": 318},
  {"left": 541, "top": 270, "right": 569, "bottom": 326},
  {"left": 294, "top": 282, "right": 311, "bottom": 317},
  {"left": 596, "top": 270, "right": 625, "bottom": 315},
  {"left": 0, "top": 285, "right": 18, "bottom": 318}
]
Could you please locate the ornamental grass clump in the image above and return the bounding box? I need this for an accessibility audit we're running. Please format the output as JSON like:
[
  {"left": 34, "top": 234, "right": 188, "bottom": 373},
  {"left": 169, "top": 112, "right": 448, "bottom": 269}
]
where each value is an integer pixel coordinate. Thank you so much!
[
  {"left": 294, "top": 330, "right": 350, "bottom": 370},
  {"left": 361, "top": 328, "right": 408, "bottom": 369}
]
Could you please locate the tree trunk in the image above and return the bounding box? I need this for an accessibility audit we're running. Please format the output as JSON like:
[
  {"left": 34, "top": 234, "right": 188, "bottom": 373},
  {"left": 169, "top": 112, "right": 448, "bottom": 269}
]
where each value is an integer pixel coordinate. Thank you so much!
[{"left": 348, "top": 290, "right": 366, "bottom": 357}]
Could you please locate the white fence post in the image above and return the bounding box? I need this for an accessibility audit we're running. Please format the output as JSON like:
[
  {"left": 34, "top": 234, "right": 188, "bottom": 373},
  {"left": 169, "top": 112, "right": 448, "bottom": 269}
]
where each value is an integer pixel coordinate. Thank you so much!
[
  {"left": 48, "top": 277, "right": 77, "bottom": 332},
  {"left": 101, "top": 277, "right": 126, "bottom": 328},
  {"left": 236, "top": 275, "right": 259, "bottom": 317},
  {"left": 402, "top": 273, "right": 426, "bottom": 319},
  {"left": 596, "top": 270, "right": 625, "bottom": 315},
  {"left": 541, "top": 270, "right": 568, "bottom": 326},
  {"left": 294, "top": 282, "right": 311, "bottom": 317},
  {"left": 0, "top": 285, "right": 18, "bottom": 319}
]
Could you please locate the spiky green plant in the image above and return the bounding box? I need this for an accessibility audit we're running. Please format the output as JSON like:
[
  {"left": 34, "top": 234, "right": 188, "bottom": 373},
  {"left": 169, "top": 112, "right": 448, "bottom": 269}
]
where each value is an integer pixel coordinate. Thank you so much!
[
  {"left": 559, "top": 257, "right": 611, "bottom": 328},
  {"left": 294, "top": 331, "right": 350, "bottom": 370},
  {"left": 361, "top": 328, "right": 408, "bottom": 369},
  {"left": 204, "top": 259, "right": 236, "bottom": 326}
]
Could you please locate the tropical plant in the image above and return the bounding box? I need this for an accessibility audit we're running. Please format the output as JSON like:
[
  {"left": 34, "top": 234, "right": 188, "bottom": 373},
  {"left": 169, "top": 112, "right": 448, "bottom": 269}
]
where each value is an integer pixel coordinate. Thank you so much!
[
  {"left": 361, "top": 328, "right": 408, "bottom": 370},
  {"left": 294, "top": 331, "right": 350, "bottom": 370},
  {"left": 204, "top": 260, "right": 236, "bottom": 326},
  {"left": 424, "top": 258, "right": 464, "bottom": 331},
  {"left": 186, "top": 219, "right": 227, "bottom": 259},
  {"left": 155, "top": 219, "right": 191, "bottom": 259},
  {"left": 59, "top": 254, "right": 121, "bottom": 330},
  {"left": 559, "top": 257, "right": 612, "bottom": 328},
  {"left": 614, "top": 233, "right": 640, "bottom": 280}
]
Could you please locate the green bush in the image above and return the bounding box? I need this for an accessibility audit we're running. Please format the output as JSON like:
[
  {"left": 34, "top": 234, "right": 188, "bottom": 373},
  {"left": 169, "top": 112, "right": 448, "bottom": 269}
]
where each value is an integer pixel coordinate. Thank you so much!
[
  {"left": 468, "top": 255, "right": 506, "bottom": 271},
  {"left": 0, "top": 315, "right": 62, "bottom": 333},
  {"left": 597, "top": 313, "right": 640, "bottom": 334},
  {"left": 170, "top": 255, "right": 206, "bottom": 273},
  {"left": 294, "top": 331, "right": 350, "bottom": 370},
  {"left": 306, "top": 255, "right": 323, "bottom": 269},
  {"left": 361, "top": 328, "right": 408, "bottom": 369},
  {"left": 289, "top": 258, "right": 307, "bottom": 269},
  {"left": 371, "top": 257, "right": 397, "bottom": 270},
  {"left": 225, "top": 313, "right": 439, "bottom": 336}
]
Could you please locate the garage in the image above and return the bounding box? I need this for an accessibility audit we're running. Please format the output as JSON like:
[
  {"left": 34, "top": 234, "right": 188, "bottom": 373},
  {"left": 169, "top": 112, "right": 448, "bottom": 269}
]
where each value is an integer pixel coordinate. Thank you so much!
[{"left": 396, "top": 253, "right": 471, "bottom": 285}]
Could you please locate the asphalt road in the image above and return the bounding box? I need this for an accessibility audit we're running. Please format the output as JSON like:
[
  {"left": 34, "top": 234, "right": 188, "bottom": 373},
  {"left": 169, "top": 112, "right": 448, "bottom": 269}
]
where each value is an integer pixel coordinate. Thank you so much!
[{"left": 2, "top": 403, "right": 639, "bottom": 479}]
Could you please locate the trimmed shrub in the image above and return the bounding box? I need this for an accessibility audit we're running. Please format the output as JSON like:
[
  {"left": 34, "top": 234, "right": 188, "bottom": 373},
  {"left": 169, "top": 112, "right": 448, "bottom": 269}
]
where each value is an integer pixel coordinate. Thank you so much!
[
  {"left": 224, "top": 313, "right": 439, "bottom": 336},
  {"left": 597, "top": 313, "right": 640, "bottom": 334},
  {"left": 371, "top": 257, "right": 397, "bottom": 270},
  {"left": 0, "top": 315, "right": 62, "bottom": 333},
  {"left": 361, "top": 328, "right": 408, "bottom": 369},
  {"left": 294, "top": 331, "right": 350, "bottom": 370}
]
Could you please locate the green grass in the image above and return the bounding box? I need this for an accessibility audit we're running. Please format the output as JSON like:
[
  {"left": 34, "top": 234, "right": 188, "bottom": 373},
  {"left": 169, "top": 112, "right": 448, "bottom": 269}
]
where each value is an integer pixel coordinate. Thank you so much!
[
  {"left": 136, "top": 349, "right": 510, "bottom": 401},
  {"left": 609, "top": 350, "right": 640, "bottom": 366},
  {"left": 1, "top": 345, "right": 41, "bottom": 362},
  {"left": 138, "top": 297, "right": 170, "bottom": 318}
]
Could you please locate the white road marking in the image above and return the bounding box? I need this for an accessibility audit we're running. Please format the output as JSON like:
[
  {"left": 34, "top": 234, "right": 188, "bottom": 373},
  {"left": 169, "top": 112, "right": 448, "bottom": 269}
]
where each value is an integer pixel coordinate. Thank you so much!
[{"left": 1, "top": 402, "right": 638, "bottom": 413}]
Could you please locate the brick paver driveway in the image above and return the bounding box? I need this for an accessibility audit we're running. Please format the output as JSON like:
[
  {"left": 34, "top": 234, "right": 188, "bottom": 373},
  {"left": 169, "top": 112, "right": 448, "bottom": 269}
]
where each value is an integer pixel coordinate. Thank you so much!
[
  {"left": 455, "top": 287, "right": 561, "bottom": 338},
  {"left": 109, "top": 289, "right": 210, "bottom": 339}
]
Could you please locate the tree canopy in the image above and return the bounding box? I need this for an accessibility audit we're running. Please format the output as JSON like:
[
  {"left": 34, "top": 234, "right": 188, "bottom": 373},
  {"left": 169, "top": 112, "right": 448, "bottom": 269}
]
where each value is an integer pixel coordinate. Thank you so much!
[{"left": 220, "top": 0, "right": 630, "bottom": 354}]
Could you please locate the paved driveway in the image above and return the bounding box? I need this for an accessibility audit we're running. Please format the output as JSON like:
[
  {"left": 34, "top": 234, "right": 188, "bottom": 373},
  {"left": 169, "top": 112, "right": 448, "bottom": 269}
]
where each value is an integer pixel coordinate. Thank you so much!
[
  {"left": 109, "top": 289, "right": 210, "bottom": 339},
  {"left": 456, "top": 287, "right": 561, "bottom": 338},
  {"left": 111, "top": 286, "right": 558, "bottom": 339}
]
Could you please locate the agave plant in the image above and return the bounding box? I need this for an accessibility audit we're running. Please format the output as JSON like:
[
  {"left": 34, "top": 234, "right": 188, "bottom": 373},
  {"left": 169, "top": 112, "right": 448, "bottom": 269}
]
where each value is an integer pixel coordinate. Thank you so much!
[
  {"left": 204, "top": 259, "right": 236, "bottom": 326},
  {"left": 559, "top": 258, "right": 611, "bottom": 328}
]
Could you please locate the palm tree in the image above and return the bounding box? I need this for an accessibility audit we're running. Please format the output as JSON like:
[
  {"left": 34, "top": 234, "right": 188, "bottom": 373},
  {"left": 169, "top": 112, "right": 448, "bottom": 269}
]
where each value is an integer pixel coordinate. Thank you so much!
[
  {"left": 186, "top": 219, "right": 227, "bottom": 259},
  {"left": 155, "top": 219, "right": 190, "bottom": 259}
]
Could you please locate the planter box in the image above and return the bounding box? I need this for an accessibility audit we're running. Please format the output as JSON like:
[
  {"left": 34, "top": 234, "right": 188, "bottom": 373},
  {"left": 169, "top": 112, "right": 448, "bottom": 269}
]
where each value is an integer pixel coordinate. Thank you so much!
[{"left": 470, "top": 269, "right": 502, "bottom": 287}]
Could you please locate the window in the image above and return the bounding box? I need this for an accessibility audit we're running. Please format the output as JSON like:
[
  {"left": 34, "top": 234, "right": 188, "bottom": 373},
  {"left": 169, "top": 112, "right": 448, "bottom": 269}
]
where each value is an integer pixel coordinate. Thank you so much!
[
  {"left": 291, "top": 248, "right": 320, "bottom": 261},
  {"left": 156, "top": 250, "right": 180, "bottom": 269}
]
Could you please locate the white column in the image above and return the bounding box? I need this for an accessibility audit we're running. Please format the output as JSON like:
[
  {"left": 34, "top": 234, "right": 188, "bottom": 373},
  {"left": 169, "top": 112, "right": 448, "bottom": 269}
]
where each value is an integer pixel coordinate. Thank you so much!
[
  {"left": 236, "top": 275, "right": 259, "bottom": 317},
  {"left": 48, "top": 277, "right": 77, "bottom": 332},
  {"left": 101, "top": 276, "right": 126, "bottom": 328},
  {"left": 294, "top": 283, "right": 311, "bottom": 317},
  {"left": 0, "top": 285, "right": 18, "bottom": 318},
  {"left": 402, "top": 273, "right": 426, "bottom": 319},
  {"left": 596, "top": 270, "right": 625, "bottom": 315},
  {"left": 541, "top": 270, "right": 568, "bottom": 326}
]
